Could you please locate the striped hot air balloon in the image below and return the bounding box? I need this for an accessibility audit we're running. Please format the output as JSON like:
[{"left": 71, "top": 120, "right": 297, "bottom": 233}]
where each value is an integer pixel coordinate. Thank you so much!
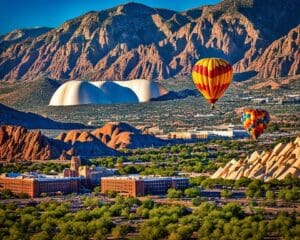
[{"left": 192, "top": 58, "right": 233, "bottom": 109}]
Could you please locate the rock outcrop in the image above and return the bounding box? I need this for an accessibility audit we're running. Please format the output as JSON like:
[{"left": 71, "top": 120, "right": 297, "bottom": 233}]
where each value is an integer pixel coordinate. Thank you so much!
[
  {"left": 0, "top": 122, "right": 167, "bottom": 161},
  {"left": 0, "top": 27, "right": 52, "bottom": 52},
  {"left": 56, "top": 130, "right": 118, "bottom": 156},
  {"left": 0, "top": 103, "right": 86, "bottom": 129},
  {"left": 0, "top": 125, "right": 119, "bottom": 161},
  {"left": 211, "top": 136, "right": 300, "bottom": 181},
  {"left": 249, "top": 25, "right": 300, "bottom": 78},
  {"left": 59, "top": 122, "right": 166, "bottom": 150},
  {"left": 0, "top": 0, "right": 299, "bottom": 81},
  {"left": 0, "top": 125, "right": 61, "bottom": 161},
  {"left": 92, "top": 122, "right": 166, "bottom": 149}
]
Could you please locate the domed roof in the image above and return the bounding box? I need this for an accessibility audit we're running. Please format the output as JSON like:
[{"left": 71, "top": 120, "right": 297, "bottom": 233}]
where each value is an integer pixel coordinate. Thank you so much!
[
  {"left": 49, "top": 79, "right": 169, "bottom": 106},
  {"left": 49, "top": 81, "right": 111, "bottom": 106}
]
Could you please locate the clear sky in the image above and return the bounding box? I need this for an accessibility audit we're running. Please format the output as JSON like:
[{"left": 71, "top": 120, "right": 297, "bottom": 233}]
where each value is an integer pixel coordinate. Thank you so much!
[{"left": 0, "top": 0, "right": 221, "bottom": 35}]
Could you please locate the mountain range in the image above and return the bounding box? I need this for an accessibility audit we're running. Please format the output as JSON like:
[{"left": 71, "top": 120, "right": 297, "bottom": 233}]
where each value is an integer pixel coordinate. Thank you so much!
[{"left": 0, "top": 0, "right": 299, "bottom": 82}]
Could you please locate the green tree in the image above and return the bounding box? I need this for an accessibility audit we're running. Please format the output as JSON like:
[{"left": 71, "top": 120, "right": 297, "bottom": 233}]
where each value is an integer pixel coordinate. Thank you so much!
[
  {"left": 184, "top": 187, "right": 199, "bottom": 198},
  {"left": 106, "top": 190, "right": 117, "bottom": 198},
  {"left": 220, "top": 189, "right": 232, "bottom": 199},
  {"left": 111, "top": 224, "right": 131, "bottom": 238},
  {"left": 167, "top": 189, "right": 182, "bottom": 199},
  {"left": 30, "top": 231, "right": 51, "bottom": 240},
  {"left": 84, "top": 197, "right": 100, "bottom": 208},
  {"left": 285, "top": 189, "right": 299, "bottom": 202},
  {"left": 266, "top": 190, "right": 275, "bottom": 201},
  {"left": 192, "top": 196, "right": 202, "bottom": 206},
  {"left": 93, "top": 186, "right": 100, "bottom": 195}
]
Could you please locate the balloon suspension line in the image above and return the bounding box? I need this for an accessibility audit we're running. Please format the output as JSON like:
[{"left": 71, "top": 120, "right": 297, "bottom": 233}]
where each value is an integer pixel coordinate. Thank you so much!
[{"left": 210, "top": 103, "right": 225, "bottom": 115}]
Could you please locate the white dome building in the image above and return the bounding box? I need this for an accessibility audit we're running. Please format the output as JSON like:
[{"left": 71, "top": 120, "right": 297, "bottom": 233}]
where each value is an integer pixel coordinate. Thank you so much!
[{"left": 49, "top": 79, "right": 168, "bottom": 106}]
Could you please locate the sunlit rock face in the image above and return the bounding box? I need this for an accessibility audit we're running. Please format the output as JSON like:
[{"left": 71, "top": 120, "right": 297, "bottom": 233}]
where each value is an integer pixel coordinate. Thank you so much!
[
  {"left": 49, "top": 79, "right": 168, "bottom": 106},
  {"left": 211, "top": 137, "right": 300, "bottom": 181}
]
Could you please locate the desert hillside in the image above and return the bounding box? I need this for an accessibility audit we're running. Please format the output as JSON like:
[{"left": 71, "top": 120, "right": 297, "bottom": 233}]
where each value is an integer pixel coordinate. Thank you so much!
[
  {"left": 211, "top": 136, "right": 300, "bottom": 181},
  {"left": 0, "top": 103, "right": 86, "bottom": 129},
  {"left": 0, "top": 0, "right": 299, "bottom": 82},
  {"left": 0, "top": 125, "right": 119, "bottom": 161},
  {"left": 60, "top": 122, "right": 166, "bottom": 150}
]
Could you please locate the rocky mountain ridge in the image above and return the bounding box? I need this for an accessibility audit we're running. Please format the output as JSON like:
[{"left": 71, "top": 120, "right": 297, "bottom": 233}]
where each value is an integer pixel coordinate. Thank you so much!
[
  {"left": 0, "top": 125, "right": 119, "bottom": 161},
  {"left": 59, "top": 122, "right": 166, "bottom": 150},
  {"left": 0, "top": 125, "right": 62, "bottom": 161},
  {"left": 0, "top": 122, "right": 166, "bottom": 161},
  {"left": 0, "top": 0, "right": 299, "bottom": 82}
]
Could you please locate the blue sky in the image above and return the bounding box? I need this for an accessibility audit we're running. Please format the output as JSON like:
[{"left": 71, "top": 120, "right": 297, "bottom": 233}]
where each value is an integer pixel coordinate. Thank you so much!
[{"left": 0, "top": 0, "right": 221, "bottom": 35}]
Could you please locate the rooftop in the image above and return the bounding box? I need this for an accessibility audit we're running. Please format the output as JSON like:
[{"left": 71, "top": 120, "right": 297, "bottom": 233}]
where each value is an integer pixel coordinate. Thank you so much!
[
  {"left": 102, "top": 175, "right": 189, "bottom": 181},
  {"left": 1, "top": 172, "right": 80, "bottom": 181}
]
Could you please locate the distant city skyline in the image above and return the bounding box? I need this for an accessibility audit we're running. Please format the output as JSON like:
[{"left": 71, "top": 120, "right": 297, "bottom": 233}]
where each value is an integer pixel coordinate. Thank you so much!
[{"left": 0, "top": 0, "right": 221, "bottom": 35}]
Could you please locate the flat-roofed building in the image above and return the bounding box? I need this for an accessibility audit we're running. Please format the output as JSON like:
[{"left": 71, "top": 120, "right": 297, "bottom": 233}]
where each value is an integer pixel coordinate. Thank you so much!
[
  {"left": 101, "top": 175, "right": 189, "bottom": 197},
  {"left": 0, "top": 173, "right": 80, "bottom": 197},
  {"left": 168, "top": 128, "right": 249, "bottom": 140}
]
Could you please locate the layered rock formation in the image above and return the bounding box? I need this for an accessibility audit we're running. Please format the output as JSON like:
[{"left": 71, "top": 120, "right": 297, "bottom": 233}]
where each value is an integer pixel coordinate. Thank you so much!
[
  {"left": 249, "top": 25, "right": 300, "bottom": 78},
  {"left": 0, "top": 125, "right": 119, "bottom": 161},
  {"left": 0, "top": 121, "right": 167, "bottom": 161},
  {"left": 57, "top": 122, "right": 166, "bottom": 150},
  {"left": 0, "top": 125, "right": 61, "bottom": 161},
  {"left": 0, "top": 0, "right": 299, "bottom": 82},
  {"left": 211, "top": 137, "right": 300, "bottom": 181},
  {"left": 91, "top": 122, "right": 166, "bottom": 149},
  {"left": 56, "top": 130, "right": 118, "bottom": 156},
  {"left": 0, "top": 103, "right": 86, "bottom": 129},
  {"left": 0, "top": 27, "right": 52, "bottom": 52}
]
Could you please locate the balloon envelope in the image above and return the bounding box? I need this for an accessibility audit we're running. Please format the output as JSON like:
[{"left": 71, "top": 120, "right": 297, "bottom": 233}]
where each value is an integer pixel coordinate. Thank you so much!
[
  {"left": 241, "top": 108, "right": 270, "bottom": 139},
  {"left": 192, "top": 58, "right": 233, "bottom": 108}
]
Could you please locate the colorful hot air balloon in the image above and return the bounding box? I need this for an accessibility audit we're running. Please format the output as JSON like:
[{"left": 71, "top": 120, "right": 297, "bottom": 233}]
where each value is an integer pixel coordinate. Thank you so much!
[
  {"left": 192, "top": 58, "right": 233, "bottom": 109},
  {"left": 241, "top": 109, "right": 270, "bottom": 140}
]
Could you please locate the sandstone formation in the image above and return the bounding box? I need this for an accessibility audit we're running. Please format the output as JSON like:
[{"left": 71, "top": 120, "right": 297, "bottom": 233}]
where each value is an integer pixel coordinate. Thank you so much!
[
  {"left": 0, "top": 103, "right": 86, "bottom": 129},
  {"left": 0, "top": 27, "right": 52, "bottom": 52},
  {"left": 59, "top": 122, "right": 166, "bottom": 150},
  {"left": 211, "top": 137, "right": 300, "bottom": 181},
  {"left": 0, "top": 121, "right": 167, "bottom": 161},
  {"left": 249, "top": 80, "right": 284, "bottom": 90},
  {"left": 56, "top": 130, "right": 118, "bottom": 156},
  {"left": 0, "top": 125, "right": 119, "bottom": 161},
  {"left": 49, "top": 79, "right": 168, "bottom": 106},
  {"left": 92, "top": 122, "right": 166, "bottom": 149},
  {"left": 249, "top": 25, "right": 300, "bottom": 78},
  {"left": 0, "top": 0, "right": 299, "bottom": 82},
  {"left": 0, "top": 125, "right": 61, "bottom": 161}
]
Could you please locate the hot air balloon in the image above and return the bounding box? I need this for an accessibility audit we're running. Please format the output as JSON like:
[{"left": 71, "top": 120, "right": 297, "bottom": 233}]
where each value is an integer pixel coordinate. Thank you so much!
[
  {"left": 192, "top": 58, "right": 233, "bottom": 110},
  {"left": 241, "top": 108, "right": 270, "bottom": 140}
]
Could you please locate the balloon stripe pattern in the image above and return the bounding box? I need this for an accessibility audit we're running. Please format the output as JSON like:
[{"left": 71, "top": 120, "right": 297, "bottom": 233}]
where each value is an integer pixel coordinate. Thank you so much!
[
  {"left": 192, "top": 58, "right": 233, "bottom": 104},
  {"left": 241, "top": 109, "right": 270, "bottom": 139}
]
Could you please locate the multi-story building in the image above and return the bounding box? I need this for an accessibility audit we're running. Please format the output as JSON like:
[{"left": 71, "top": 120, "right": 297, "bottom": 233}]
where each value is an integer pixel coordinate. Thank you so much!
[
  {"left": 63, "top": 157, "right": 116, "bottom": 186},
  {"left": 0, "top": 172, "right": 79, "bottom": 197},
  {"left": 101, "top": 175, "right": 189, "bottom": 197},
  {"left": 0, "top": 157, "right": 117, "bottom": 197},
  {"left": 168, "top": 127, "right": 249, "bottom": 140}
]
